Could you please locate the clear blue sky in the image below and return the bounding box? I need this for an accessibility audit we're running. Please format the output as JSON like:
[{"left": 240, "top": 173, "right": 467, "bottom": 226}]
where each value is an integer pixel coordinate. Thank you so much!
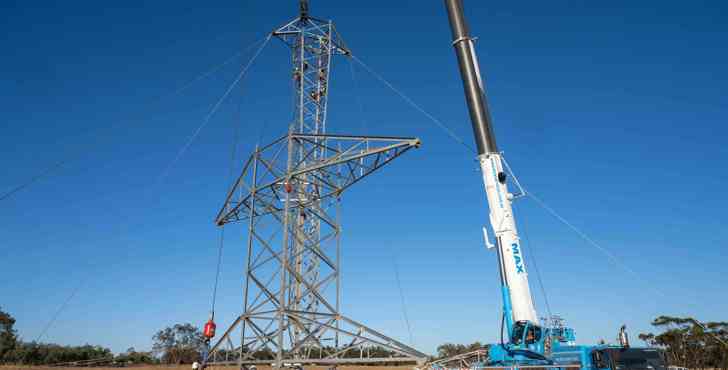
[{"left": 2, "top": 0, "right": 727, "bottom": 355}]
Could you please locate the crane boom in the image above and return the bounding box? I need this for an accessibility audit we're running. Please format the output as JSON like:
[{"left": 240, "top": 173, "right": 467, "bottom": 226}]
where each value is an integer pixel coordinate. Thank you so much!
[
  {"left": 444, "top": 0, "right": 539, "bottom": 335},
  {"left": 440, "top": 3, "right": 673, "bottom": 369}
]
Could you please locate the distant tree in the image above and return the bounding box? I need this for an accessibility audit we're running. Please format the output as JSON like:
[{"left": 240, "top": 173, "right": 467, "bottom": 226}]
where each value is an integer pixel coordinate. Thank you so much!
[
  {"left": 116, "top": 347, "right": 156, "bottom": 365},
  {"left": 0, "top": 307, "right": 18, "bottom": 363},
  {"left": 0, "top": 308, "right": 116, "bottom": 366},
  {"left": 3, "top": 342, "right": 111, "bottom": 366},
  {"left": 640, "top": 315, "right": 728, "bottom": 370},
  {"left": 152, "top": 323, "right": 204, "bottom": 364}
]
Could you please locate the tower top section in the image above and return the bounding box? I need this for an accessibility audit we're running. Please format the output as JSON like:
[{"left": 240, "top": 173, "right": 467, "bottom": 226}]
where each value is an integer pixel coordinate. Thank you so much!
[
  {"left": 271, "top": 1, "right": 349, "bottom": 55},
  {"left": 300, "top": 0, "right": 309, "bottom": 18},
  {"left": 271, "top": 1, "right": 349, "bottom": 135}
]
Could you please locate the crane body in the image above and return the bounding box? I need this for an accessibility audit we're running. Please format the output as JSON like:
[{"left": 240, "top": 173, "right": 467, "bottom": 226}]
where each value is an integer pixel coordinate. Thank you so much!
[{"left": 443, "top": 1, "right": 670, "bottom": 369}]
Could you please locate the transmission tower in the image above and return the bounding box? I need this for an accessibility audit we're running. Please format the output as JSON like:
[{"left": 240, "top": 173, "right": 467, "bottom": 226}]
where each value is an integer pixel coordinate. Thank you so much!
[{"left": 207, "top": 1, "right": 425, "bottom": 367}]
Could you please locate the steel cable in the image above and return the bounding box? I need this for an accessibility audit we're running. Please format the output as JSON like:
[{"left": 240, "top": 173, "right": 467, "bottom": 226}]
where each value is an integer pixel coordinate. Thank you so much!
[
  {"left": 0, "top": 160, "right": 67, "bottom": 202},
  {"left": 35, "top": 278, "right": 84, "bottom": 343},
  {"left": 350, "top": 55, "right": 476, "bottom": 154},
  {"left": 501, "top": 155, "right": 553, "bottom": 321},
  {"left": 351, "top": 49, "right": 670, "bottom": 333},
  {"left": 211, "top": 226, "right": 226, "bottom": 315},
  {"left": 391, "top": 253, "right": 415, "bottom": 346},
  {"left": 210, "top": 73, "right": 247, "bottom": 317},
  {"left": 512, "top": 200, "right": 553, "bottom": 323},
  {"left": 155, "top": 34, "right": 272, "bottom": 184},
  {"left": 18, "top": 35, "right": 270, "bottom": 345},
  {"left": 349, "top": 55, "right": 416, "bottom": 345},
  {"left": 526, "top": 191, "right": 669, "bottom": 298},
  {"left": 1, "top": 35, "right": 268, "bottom": 203},
  {"left": 346, "top": 57, "right": 370, "bottom": 135}
]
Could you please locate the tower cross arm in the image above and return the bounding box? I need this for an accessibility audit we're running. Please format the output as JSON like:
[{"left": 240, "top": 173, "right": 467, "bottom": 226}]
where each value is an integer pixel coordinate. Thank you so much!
[{"left": 214, "top": 134, "right": 420, "bottom": 226}]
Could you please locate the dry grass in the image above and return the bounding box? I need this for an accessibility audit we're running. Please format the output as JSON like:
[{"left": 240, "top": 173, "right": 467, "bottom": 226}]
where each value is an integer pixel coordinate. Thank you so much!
[
  {"left": 1, "top": 367, "right": 189, "bottom": 370},
  {"left": 0, "top": 367, "right": 189, "bottom": 370},
  {"left": 1, "top": 366, "right": 413, "bottom": 370}
]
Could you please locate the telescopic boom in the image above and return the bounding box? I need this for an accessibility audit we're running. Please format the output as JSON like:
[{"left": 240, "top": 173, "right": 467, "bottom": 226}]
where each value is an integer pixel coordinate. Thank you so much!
[{"left": 444, "top": 0, "right": 539, "bottom": 337}]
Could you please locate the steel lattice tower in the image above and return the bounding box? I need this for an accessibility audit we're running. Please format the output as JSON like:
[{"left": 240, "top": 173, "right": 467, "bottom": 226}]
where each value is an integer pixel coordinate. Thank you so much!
[{"left": 208, "top": 1, "right": 425, "bottom": 367}]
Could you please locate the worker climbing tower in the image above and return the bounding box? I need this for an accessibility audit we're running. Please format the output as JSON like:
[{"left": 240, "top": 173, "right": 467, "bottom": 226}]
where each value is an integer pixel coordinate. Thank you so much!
[{"left": 207, "top": 1, "right": 425, "bottom": 367}]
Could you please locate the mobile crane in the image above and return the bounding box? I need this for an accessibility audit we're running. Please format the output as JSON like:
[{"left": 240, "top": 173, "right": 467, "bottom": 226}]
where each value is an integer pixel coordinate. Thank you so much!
[{"left": 443, "top": 1, "right": 669, "bottom": 369}]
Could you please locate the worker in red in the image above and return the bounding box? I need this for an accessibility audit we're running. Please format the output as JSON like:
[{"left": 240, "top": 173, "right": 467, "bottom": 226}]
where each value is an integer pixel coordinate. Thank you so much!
[
  {"left": 201, "top": 314, "right": 216, "bottom": 369},
  {"left": 203, "top": 315, "right": 217, "bottom": 341}
]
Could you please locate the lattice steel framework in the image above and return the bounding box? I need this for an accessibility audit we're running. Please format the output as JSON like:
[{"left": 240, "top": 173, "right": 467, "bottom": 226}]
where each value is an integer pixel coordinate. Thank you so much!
[{"left": 206, "top": 2, "right": 425, "bottom": 367}]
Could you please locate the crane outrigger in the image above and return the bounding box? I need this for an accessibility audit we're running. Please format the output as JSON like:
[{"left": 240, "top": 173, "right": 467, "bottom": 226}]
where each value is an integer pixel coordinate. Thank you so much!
[{"left": 442, "top": 1, "right": 669, "bottom": 369}]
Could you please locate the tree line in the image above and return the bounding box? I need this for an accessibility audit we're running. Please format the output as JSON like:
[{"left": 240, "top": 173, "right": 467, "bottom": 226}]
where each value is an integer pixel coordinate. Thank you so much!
[
  {"left": 0, "top": 307, "right": 156, "bottom": 366},
  {"left": 2, "top": 306, "right": 726, "bottom": 367},
  {"left": 639, "top": 315, "right": 728, "bottom": 370}
]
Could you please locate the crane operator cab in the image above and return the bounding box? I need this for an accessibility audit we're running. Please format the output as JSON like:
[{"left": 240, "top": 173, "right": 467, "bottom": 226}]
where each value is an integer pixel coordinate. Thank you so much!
[
  {"left": 592, "top": 348, "right": 668, "bottom": 370},
  {"left": 511, "top": 320, "right": 543, "bottom": 345}
]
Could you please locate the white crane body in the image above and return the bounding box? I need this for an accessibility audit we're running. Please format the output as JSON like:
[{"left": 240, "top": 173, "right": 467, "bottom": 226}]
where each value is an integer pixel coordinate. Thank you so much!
[{"left": 479, "top": 152, "right": 538, "bottom": 326}]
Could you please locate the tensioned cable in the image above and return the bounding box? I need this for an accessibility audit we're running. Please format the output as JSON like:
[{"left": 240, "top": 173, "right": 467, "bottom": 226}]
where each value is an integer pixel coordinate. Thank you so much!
[
  {"left": 351, "top": 51, "right": 665, "bottom": 302},
  {"left": 211, "top": 226, "right": 226, "bottom": 315},
  {"left": 350, "top": 55, "right": 476, "bottom": 153},
  {"left": 500, "top": 154, "right": 669, "bottom": 299},
  {"left": 0, "top": 160, "right": 67, "bottom": 202},
  {"left": 513, "top": 201, "right": 553, "bottom": 322},
  {"left": 35, "top": 278, "right": 84, "bottom": 343},
  {"left": 210, "top": 79, "right": 247, "bottom": 316},
  {"left": 155, "top": 34, "right": 272, "bottom": 184},
  {"left": 21, "top": 36, "right": 270, "bottom": 346},
  {"left": 391, "top": 254, "right": 415, "bottom": 346},
  {"left": 501, "top": 155, "right": 553, "bottom": 320},
  {"left": 351, "top": 51, "right": 672, "bottom": 327},
  {"left": 229, "top": 79, "right": 245, "bottom": 181},
  {"left": 346, "top": 57, "right": 369, "bottom": 134},
  {"left": 0, "top": 36, "right": 268, "bottom": 204},
  {"left": 351, "top": 55, "right": 415, "bottom": 344},
  {"left": 503, "top": 154, "right": 674, "bottom": 320},
  {"left": 353, "top": 43, "right": 674, "bottom": 325},
  {"left": 526, "top": 191, "right": 668, "bottom": 298},
  {"left": 48, "top": 356, "right": 113, "bottom": 367},
  {"left": 347, "top": 57, "right": 371, "bottom": 176}
]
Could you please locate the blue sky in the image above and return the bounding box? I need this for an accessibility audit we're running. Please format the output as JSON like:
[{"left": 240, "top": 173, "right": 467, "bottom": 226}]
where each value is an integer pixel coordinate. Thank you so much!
[{"left": 1, "top": 0, "right": 727, "bottom": 355}]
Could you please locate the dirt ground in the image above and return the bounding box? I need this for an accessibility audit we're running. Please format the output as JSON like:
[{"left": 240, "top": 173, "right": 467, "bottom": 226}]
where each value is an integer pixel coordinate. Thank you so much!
[
  {"left": 0, "top": 367, "right": 188, "bottom": 370},
  {"left": 0, "top": 366, "right": 416, "bottom": 370}
]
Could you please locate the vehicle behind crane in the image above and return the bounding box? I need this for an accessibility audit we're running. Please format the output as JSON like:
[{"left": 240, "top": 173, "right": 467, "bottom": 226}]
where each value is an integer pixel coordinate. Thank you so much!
[{"left": 441, "top": 1, "right": 669, "bottom": 370}]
